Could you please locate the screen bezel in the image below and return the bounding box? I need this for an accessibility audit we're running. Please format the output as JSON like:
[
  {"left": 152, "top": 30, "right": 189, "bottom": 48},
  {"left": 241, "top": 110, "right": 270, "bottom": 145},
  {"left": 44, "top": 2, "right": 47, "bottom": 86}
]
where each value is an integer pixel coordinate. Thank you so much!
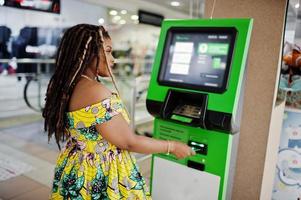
[{"left": 158, "top": 27, "right": 237, "bottom": 94}]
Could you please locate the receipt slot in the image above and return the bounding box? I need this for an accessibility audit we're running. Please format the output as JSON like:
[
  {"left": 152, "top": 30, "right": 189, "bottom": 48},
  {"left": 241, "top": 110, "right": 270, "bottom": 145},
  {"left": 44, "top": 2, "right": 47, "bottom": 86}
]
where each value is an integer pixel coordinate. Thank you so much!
[{"left": 146, "top": 19, "right": 252, "bottom": 200}]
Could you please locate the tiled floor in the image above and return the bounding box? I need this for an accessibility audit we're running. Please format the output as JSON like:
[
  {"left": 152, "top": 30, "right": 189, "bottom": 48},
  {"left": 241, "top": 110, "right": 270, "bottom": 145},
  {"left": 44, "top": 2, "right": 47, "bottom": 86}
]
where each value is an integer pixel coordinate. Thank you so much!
[
  {"left": 0, "top": 176, "right": 50, "bottom": 199},
  {"left": 0, "top": 117, "right": 152, "bottom": 200},
  {"left": 0, "top": 75, "right": 44, "bottom": 119}
]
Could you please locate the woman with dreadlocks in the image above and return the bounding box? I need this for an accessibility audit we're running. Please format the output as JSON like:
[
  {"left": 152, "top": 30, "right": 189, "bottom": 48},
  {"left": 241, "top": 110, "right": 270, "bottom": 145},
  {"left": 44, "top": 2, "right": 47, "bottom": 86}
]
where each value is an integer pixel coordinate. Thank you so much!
[{"left": 43, "top": 24, "right": 194, "bottom": 199}]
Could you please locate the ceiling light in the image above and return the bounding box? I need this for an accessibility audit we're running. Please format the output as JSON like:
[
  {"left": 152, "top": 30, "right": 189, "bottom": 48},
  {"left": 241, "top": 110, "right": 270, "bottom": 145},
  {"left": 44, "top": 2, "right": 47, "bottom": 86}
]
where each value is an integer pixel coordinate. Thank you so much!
[
  {"left": 131, "top": 15, "right": 139, "bottom": 20},
  {"left": 121, "top": 10, "right": 127, "bottom": 15},
  {"left": 98, "top": 18, "right": 104, "bottom": 25},
  {"left": 113, "top": 15, "right": 121, "bottom": 21},
  {"left": 120, "top": 19, "right": 126, "bottom": 25},
  {"left": 171, "top": 1, "right": 180, "bottom": 6},
  {"left": 295, "top": 3, "right": 300, "bottom": 8},
  {"left": 109, "top": 10, "right": 118, "bottom": 15},
  {"left": 0, "top": 0, "right": 4, "bottom": 6}
]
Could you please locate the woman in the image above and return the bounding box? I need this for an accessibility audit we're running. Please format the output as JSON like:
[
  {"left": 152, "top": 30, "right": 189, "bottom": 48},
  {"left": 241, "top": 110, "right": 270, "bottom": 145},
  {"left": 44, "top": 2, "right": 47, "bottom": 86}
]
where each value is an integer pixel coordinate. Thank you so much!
[{"left": 43, "top": 24, "right": 194, "bottom": 200}]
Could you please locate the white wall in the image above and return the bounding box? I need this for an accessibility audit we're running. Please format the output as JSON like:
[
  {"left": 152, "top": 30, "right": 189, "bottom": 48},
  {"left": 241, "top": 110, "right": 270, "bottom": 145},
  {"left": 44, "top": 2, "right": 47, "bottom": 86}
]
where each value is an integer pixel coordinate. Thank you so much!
[
  {"left": 0, "top": 0, "right": 107, "bottom": 36},
  {"left": 110, "top": 24, "right": 160, "bottom": 56},
  {"left": 85, "top": 0, "right": 190, "bottom": 19}
]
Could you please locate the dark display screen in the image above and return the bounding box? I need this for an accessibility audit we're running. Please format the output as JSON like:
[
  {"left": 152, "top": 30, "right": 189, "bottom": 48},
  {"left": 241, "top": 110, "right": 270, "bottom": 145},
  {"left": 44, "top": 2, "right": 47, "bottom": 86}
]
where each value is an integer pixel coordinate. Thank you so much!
[
  {"left": 158, "top": 27, "right": 237, "bottom": 93},
  {"left": 2, "top": 0, "right": 60, "bottom": 14}
]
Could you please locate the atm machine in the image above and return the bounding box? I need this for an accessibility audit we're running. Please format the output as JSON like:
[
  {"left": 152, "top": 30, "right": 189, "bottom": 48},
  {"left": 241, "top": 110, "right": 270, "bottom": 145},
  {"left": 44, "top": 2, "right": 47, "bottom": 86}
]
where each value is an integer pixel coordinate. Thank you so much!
[{"left": 146, "top": 19, "right": 253, "bottom": 200}]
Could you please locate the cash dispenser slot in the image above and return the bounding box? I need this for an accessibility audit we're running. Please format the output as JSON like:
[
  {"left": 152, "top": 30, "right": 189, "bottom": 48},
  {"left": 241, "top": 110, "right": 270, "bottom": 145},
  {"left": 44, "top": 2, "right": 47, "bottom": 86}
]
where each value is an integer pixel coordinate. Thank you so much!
[
  {"left": 187, "top": 160, "right": 205, "bottom": 171},
  {"left": 153, "top": 89, "right": 235, "bottom": 133},
  {"left": 161, "top": 90, "right": 208, "bottom": 129}
]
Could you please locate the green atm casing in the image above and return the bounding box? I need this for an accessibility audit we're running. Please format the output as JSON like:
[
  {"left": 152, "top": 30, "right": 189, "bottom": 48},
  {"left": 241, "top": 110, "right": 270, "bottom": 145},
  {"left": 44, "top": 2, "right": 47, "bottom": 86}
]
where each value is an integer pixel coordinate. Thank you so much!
[{"left": 146, "top": 19, "right": 252, "bottom": 200}]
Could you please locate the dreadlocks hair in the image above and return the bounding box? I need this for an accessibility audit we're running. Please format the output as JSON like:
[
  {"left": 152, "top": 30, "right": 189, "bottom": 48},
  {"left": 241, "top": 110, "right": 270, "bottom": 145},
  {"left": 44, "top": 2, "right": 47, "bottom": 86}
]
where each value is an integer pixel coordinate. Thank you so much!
[{"left": 42, "top": 24, "right": 110, "bottom": 149}]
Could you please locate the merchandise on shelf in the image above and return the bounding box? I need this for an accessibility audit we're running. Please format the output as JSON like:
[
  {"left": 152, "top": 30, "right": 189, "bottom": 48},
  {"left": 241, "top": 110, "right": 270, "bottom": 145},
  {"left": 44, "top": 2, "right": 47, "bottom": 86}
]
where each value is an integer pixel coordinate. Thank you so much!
[{"left": 278, "top": 42, "right": 301, "bottom": 109}]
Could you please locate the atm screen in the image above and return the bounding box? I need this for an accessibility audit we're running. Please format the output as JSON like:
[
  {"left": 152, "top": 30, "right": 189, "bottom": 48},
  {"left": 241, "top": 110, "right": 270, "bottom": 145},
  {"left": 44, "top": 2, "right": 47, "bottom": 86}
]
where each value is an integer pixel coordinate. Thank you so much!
[{"left": 158, "top": 27, "right": 237, "bottom": 93}]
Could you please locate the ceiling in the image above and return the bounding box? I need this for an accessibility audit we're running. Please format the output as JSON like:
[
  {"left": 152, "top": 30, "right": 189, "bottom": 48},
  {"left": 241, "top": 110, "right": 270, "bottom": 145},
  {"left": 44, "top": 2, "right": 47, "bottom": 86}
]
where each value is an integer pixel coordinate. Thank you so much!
[
  {"left": 80, "top": 0, "right": 301, "bottom": 40},
  {"left": 146, "top": 0, "right": 191, "bottom": 14},
  {"left": 142, "top": 0, "right": 204, "bottom": 17},
  {"left": 83, "top": 0, "right": 204, "bottom": 19}
]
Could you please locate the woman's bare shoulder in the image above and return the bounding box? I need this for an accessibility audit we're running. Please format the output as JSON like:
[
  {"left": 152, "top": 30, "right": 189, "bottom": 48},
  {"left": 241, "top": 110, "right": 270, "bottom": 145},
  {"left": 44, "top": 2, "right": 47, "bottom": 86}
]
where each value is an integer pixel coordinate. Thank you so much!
[{"left": 68, "top": 81, "right": 112, "bottom": 111}]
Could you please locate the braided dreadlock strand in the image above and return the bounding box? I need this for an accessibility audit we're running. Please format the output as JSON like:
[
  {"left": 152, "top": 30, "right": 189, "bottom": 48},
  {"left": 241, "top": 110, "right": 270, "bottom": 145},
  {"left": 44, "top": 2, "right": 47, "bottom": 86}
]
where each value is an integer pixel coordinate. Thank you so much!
[
  {"left": 97, "top": 26, "right": 132, "bottom": 120},
  {"left": 46, "top": 27, "right": 90, "bottom": 144},
  {"left": 98, "top": 26, "right": 121, "bottom": 96},
  {"left": 68, "top": 36, "right": 92, "bottom": 87},
  {"left": 56, "top": 35, "right": 93, "bottom": 146},
  {"left": 43, "top": 24, "right": 109, "bottom": 149}
]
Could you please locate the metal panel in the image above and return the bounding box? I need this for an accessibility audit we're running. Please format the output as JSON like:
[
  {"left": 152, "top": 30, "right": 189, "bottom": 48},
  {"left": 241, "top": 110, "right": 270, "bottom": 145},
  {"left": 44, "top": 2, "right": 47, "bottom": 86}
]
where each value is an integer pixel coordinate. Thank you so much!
[{"left": 152, "top": 157, "right": 220, "bottom": 200}]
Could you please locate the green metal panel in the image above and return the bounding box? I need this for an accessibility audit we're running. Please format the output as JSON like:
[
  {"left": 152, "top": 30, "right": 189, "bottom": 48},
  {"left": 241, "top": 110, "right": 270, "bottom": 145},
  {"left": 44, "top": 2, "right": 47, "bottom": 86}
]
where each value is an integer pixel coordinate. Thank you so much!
[
  {"left": 147, "top": 18, "right": 253, "bottom": 114},
  {"left": 147, "top": 18, "right": 253, "bottom": 200},
  {"left": 151, "top": 118, "right": 232, "bottom": 200}
]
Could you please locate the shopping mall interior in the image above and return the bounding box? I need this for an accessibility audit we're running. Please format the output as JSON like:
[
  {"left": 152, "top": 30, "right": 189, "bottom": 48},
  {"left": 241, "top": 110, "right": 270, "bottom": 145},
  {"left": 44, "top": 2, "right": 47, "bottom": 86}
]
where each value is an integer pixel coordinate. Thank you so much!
[{"left": 0, "top": 0, "right": 300, "bottom": 199}]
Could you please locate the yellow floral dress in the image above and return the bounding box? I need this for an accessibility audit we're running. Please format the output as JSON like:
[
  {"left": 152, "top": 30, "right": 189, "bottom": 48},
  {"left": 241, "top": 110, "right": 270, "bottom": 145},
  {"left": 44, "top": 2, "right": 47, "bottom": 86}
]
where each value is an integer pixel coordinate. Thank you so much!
[{"left": 50, "top": 94, "right": 151, "bottom": 200}]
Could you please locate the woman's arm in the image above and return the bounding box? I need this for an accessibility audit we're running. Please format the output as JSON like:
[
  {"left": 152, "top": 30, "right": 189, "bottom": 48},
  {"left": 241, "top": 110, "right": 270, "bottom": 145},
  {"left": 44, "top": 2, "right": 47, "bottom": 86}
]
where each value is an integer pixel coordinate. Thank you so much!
[
  {"left": 78, "top": 83, "right": 194, "bottom": 159},
  {"left": 96, "top": 114, "right": 195, "bottom": 159}
]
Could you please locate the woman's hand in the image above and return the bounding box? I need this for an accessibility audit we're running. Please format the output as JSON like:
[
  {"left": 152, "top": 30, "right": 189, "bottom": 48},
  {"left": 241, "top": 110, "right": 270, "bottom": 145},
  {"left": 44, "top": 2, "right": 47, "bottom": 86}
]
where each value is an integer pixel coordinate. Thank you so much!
[{"left": 170, "top": 141, "right": 196, "bottom": 159}]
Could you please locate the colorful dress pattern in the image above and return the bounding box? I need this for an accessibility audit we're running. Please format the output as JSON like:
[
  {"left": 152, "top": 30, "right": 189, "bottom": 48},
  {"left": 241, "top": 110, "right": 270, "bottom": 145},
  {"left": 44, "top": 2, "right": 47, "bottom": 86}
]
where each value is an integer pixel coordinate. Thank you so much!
[{"left": 50, "top": 94, "right": 151, "bottom": 200}]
